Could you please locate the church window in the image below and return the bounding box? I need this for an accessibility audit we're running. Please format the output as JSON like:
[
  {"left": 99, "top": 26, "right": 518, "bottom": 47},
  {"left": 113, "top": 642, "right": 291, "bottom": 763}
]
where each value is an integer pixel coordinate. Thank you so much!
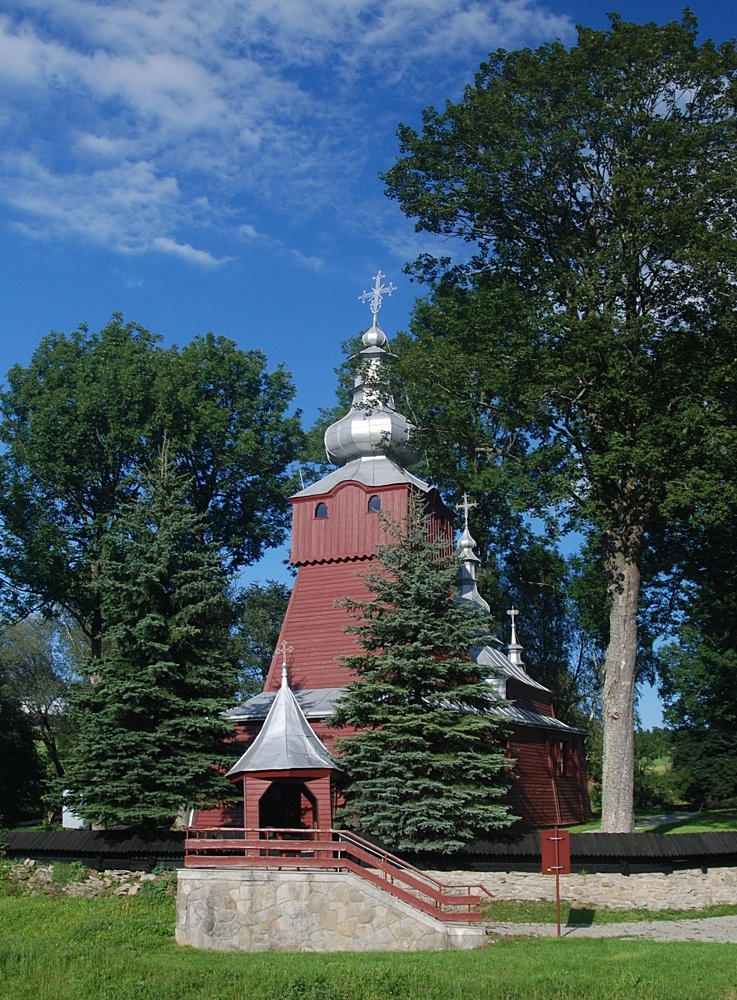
[
  {"left": 551, "top": 740, "right": 570, "bottom": 777},
  {"left": 315, "top": 502, "right": 328, "bottom": 519},
  {"left": 367, "top": 495, "right": 381, "bottom": 512}
]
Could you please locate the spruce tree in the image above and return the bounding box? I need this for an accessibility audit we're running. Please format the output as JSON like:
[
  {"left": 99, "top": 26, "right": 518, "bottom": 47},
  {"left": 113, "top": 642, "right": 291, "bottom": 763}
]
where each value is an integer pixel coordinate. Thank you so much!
[
  {"left": 63, "top": 462, "right": 239, "bottom": 828},
  {"left": 331, "top": 498, "right": 514, "bottom": 852}
]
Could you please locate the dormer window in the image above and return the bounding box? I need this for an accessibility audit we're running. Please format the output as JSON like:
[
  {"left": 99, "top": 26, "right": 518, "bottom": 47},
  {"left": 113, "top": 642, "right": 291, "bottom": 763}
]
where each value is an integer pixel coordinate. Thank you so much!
[
  {"left": 315, "top": 502, "right": 328, "bottom": 519},
  {"left": 367, "top": 495, "right": 381, "bottom": 512}
]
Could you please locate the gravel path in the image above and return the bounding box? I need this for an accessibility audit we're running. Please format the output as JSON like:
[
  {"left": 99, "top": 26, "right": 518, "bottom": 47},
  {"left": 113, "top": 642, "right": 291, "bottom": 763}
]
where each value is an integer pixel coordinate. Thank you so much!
[{"left": 486, "top": 916, "right": 737, "bottom": 943}]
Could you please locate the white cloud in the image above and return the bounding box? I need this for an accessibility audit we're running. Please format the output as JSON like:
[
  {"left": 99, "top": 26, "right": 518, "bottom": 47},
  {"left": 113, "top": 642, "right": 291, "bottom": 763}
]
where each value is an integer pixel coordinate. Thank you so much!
[
  {"left": 291, "top": 249, "right": 325, "bottom": 271},
  {"left": 0, "top": 0, "right": 574, "bottom": 265},
  {"left": 152, "top": 237, "right": 230, "bottom": 267},
  {"left": 238, "top": 223, "right": 265, "bottom": 240}
]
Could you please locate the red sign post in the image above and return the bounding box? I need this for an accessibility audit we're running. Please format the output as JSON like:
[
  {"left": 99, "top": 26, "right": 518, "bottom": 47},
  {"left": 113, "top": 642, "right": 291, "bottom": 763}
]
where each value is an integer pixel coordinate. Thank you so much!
[{"left": 541, "top": 828, "right": 571, "bottom": 937}]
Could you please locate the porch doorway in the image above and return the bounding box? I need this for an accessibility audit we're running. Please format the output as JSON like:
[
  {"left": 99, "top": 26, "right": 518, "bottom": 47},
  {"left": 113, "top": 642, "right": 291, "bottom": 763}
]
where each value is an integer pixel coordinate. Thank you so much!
[{"left": 258, "top": 780, "right": 318, "bottom": 830}]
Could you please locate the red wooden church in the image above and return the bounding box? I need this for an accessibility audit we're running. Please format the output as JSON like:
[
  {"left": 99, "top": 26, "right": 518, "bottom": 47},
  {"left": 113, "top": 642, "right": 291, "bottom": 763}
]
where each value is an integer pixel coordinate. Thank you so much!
[{"left": 195, "top": 275, "right": 589, "bottom": 835}]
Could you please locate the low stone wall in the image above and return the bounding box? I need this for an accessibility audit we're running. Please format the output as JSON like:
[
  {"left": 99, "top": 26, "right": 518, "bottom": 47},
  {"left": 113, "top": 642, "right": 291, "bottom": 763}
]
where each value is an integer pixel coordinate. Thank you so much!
[
  {"left": 176, "top": 869, "right": 486, "bottom": 952},
  {"left": 429, "top": 868, "right": 737, "bottom": 911}
]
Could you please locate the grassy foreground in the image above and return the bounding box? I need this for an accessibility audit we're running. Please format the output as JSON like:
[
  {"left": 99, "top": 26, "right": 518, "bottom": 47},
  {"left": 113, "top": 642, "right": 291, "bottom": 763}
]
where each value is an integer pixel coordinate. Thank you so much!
[{"left": 2, "top": 893, "right": 737, "bottom": 1000}]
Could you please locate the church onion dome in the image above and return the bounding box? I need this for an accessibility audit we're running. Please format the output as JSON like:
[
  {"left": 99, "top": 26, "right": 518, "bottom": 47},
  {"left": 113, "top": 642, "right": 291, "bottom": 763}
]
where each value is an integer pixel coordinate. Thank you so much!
[
  {"left": 455, "top": 493, "right": 491, "bottom": 614},
  {"left": 323, "top": 272, "right": 420, "bottom": 468}
]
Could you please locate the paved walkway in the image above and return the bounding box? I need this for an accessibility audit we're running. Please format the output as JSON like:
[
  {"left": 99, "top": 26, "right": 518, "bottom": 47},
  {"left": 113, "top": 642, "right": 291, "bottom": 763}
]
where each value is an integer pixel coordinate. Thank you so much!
[
  {"left": 633, "top": 811, "right": 697, "bottom": 831},
  {"left": 486, "top": 916, "right": 737, "bottom": 943}
]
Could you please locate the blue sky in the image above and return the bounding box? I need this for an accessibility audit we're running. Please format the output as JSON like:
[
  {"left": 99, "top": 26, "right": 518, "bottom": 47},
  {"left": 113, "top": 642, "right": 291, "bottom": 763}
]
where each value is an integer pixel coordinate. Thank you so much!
[{"left": 1, "top": 0, "right": 732, "bottom": 726}]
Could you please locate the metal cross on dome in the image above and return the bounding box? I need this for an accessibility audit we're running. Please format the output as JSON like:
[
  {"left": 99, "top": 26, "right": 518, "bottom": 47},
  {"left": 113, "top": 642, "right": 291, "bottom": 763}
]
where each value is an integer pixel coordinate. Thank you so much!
[
  {"left": 456, "top": 492, "right": 478, "bottom": 530},
  {"left": 359, "top": 271, "right": 395, "bottom": 320}
]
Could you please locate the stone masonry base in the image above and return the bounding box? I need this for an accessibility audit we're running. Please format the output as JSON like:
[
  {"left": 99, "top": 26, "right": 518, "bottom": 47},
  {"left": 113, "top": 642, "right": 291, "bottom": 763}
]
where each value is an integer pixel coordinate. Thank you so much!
[
  {"left": 176, "top": 869, "right": 487, "bottom": 952},
  {"left": 428, "top": 867, "right": 737, "bottom": 912}
]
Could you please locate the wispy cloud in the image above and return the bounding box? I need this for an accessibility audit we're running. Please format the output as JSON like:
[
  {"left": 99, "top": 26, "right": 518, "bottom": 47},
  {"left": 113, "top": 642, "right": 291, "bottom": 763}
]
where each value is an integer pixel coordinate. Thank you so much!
[
  {"left": 152, "top": 237, "right": 230, "bottom": 268},
  {"left": 0, "top": 1, "right": 574, "bottom": 266}
]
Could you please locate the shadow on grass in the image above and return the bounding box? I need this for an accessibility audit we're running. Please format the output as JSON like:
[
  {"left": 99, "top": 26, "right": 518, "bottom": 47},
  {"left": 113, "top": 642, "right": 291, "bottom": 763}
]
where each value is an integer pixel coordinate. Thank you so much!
[{"left": 566, "top": 906, "right": 596, "bottom": 927}]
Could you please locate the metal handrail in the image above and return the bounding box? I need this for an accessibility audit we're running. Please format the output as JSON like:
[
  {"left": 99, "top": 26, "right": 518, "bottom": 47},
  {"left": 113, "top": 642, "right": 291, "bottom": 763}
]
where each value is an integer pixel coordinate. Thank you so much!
[{"left": 184, "top": 827, "right": 493, "bottom": 921}]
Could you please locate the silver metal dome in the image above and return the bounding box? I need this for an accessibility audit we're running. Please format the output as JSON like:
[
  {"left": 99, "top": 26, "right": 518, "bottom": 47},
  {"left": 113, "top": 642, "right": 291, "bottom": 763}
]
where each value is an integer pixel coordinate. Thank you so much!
[{"left": 323, "top": 272, "right": 419, "bottom": 468}]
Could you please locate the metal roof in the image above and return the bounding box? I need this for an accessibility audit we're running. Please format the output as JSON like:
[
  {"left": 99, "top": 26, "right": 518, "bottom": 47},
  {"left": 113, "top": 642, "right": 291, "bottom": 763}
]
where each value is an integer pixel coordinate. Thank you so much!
[
  {"left": 225, "top": 687, "right": 344, "bottom": 722},
  {"left": 472, "top": 643, "right": 552, "bottom": 695},
  {"left": 489, "top": 701, "right": 587, "bottom": 734},
  {"left": 225, "top": 671, "right": 340, "bottom": 778},
  {"left": 227, "top": 684, "right": 585, "bottom": 735},
  {"left": 293, "top": 455, "right": 431, "bottom": 498}
]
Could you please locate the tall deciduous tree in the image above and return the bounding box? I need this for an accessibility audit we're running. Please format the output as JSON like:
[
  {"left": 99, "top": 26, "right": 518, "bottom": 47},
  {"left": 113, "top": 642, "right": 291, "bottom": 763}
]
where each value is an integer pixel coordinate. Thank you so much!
[
  {"left": 0, "top": 316, "right": 301, "bottom": 657},
  {"left": 331, "top": 500, "right": 514, "bottom": 853},
  {"left": 0, "top": 616, "right": 82, "bottom": 780},
  {"left": 62, "top": 464, "right": 239, "bottom": 828},
  {"left": 384, "top": 14, "right": 737, "bottom": 830}
]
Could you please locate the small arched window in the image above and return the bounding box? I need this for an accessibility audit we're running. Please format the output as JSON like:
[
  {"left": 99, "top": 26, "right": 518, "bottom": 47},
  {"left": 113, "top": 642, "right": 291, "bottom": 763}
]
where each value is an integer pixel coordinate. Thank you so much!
[
  {"left": 315, "top": 502, "right": 328, "bottom": 519},
  {"left": 367, "top": 495, "right": 381, "bottom": 512}
]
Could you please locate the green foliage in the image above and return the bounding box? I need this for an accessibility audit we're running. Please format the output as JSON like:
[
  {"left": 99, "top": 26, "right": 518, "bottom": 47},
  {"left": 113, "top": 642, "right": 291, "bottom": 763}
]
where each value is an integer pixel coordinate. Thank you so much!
[
  {"left": 384, "top": 14, "right": 737, "bottom": 831},
  {"left": 235, "top": 580, "right": 291, "bottom": 697},
  {"left": 632, "top": 729, "right": 683, "bottom": 811},
  {"left": 0, "top": 663, "right": 46, "bottom": 827},
  {"left": 62, "top": 462, "right": 239, "bottom": 828},
  {"left": 331, "top": 499, "right": 515, "bottom": 852},
  {"left": 658, "top": 511, "right": 737, "bottom": 806},
  {"left": 50, "top": 861, "right": 88, "bottom": 887},
  {"left": 0, "top": 315, "right": 301, "bottom": 657},
  {"left": 488, "top": 534, "right": 606, "bottom": 728},
  {"left": 0, "top": 615, "right": 83, "bottom": 783},
  {"left": 670, "top": 729, "right": 737, "bottom": 808},
  {"left": 138, "top": 869, "right": 178, "bottom": 902}
]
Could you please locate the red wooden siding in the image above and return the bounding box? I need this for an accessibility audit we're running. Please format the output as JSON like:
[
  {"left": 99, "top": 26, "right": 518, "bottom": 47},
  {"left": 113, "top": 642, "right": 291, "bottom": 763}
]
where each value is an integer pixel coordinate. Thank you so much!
[
  {"left": 262, "top": 561, "right": 373, "bottom": 691},
  {"left": 505, "top": 727, "right": 590, "bottom": 827},
  {"left": 506, "top": 679, "right": 555, "bottom": 718},
  {"left": 290, "top": 482, "right": 454, "bottom": 565},
  {"left": 505, "top": 727, "right": 556, "bottom": 827},
  {"left": 198, "top": 466, "right": 592, "bottom": 834},
  {"left": 200, "top": 724, "right": 589, "bottom": 831},
  {"left": 291, "top": 484, "right": 408, "bottom": 564}
]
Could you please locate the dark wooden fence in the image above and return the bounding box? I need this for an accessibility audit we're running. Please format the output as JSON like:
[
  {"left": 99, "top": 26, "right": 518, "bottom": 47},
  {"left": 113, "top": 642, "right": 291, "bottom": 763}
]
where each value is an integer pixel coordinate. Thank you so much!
[
  {"left": 1, "top": 829, "right": 185, "bottom": 870},
  {"left": 3, "top": 828, "right": 737, "bottom": 875}
]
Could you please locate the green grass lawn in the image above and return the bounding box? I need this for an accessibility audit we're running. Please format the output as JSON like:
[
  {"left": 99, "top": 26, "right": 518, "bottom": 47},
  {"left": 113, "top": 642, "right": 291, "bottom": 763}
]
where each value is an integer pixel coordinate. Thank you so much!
[
  {"left": 486, "top": 899, "right": 737, "bottom": 924},
  {"left": 568, "top": 807, "right": 737, "bottom": 834},
  {"left": 653, "top": 809, "right": 737, "bottom": 834},
  {"left": 2, "top": 893, "right": 737, "bottom": 1000}
]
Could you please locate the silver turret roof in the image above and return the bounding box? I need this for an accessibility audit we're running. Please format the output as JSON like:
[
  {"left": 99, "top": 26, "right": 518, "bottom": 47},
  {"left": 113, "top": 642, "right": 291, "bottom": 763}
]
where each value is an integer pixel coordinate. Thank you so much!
[
  {"left": 293, "top": 454, "right": 432, "bottom": 498},
  {"left": 506, "top": 607, "right": 524, "bottom": 666},
  {"left": 455, "top": 493, "right": 491, "bottom": 614},
  {"left": 323, "top": 272, "right": 419, "bottom": 468},
  {"left": 225, "top": 666, "right": 340, "bottom": 778}
]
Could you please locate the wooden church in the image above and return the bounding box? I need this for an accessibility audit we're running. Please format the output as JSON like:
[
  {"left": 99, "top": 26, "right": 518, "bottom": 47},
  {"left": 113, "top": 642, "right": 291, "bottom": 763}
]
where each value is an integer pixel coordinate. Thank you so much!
[{"left": 194, "top": 274, "right": 590, "bottom": 835}]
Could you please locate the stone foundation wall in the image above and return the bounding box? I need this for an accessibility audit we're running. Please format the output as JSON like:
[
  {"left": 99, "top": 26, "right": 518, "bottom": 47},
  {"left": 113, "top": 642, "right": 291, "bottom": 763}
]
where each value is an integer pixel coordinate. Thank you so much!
[
  {"left": 176, "top": 869, "right": 486, "bottom": 952},
  {"left": 428, "top": 868, "right": 737, "bottom": 911}
]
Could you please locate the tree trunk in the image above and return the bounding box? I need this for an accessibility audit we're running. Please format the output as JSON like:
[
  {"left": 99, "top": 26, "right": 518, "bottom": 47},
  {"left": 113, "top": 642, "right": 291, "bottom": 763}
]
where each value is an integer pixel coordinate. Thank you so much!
[{"left": 600, "top": 539, "right": 642, "bottom": 833}]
